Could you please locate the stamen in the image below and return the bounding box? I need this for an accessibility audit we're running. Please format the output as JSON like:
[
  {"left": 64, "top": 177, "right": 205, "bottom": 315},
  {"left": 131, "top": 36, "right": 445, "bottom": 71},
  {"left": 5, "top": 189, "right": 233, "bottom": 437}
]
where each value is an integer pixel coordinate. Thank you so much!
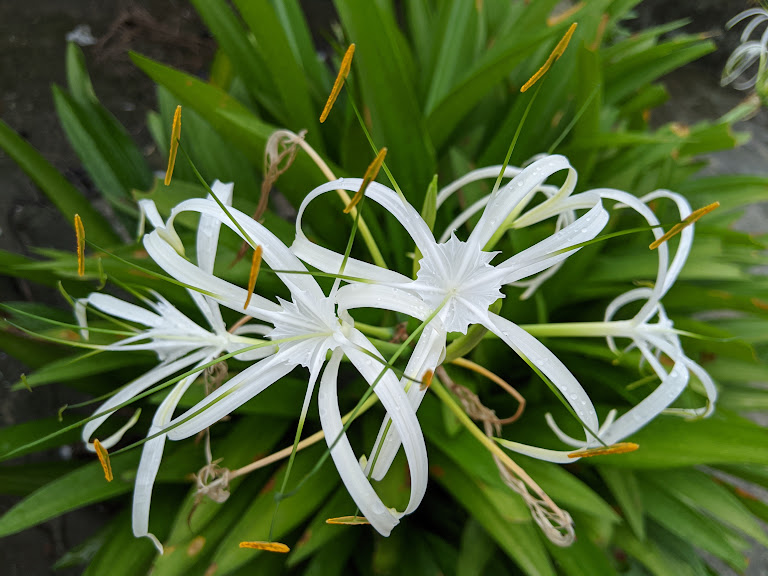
[
  {"left": 320, "top": 44, "right": 355, "bottom": 123},
  {"left": 420, "top": 369, "right": 434, "bottom": 391},
  {"left": 239, "top": 541, "right": 290, "bottom": 553},
  {"left": 74, "top": 214, "right": 85, "bottom": 277},
  {"left": 567, "top": 442, "right": 639, "bottom": 459},
  {"left": 649, "top": 201, "right": 720, "bottom": 250},
  {"left": 93, "top": 439, "right": 113, "bottom": 482},
  {"left": 164, "top": 105, "right": 182, "bottom": 186},
  {"left": 243, "top": 246, "right": 263, "bottom": 310},
  {"left": 325, "top": 516, "right": 370, "bottom": 525},
  {"left": 547, "top": 2, "right": 584, "bottom": 27},
  {"left": 344, "top": 147, "right": 387, "bottom": 214},
  {"left": 521, "top": 23, "right": 578, "bottom": 93}
]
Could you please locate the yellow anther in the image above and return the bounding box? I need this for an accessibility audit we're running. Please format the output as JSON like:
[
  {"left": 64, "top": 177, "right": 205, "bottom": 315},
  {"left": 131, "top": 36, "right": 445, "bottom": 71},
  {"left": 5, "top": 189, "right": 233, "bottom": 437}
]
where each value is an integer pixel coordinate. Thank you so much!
[
  {"left": 243, "top": 245, "right": 263, "bottom": 310},
  {"left": 521, "top": 23, "right": 578, "bottom": 93},
  {"left": 74, "top": 214, "right": 85, "bottom": 277},
  {"left": 568, "top": 442, "right": 639, "bottom": 459},
  {"left": 93, "top": 439, "right": 113, "bottom": 482},
  {"left": 165, "top": 105, "right": 182, "bottom": 186},
  {"left": 325, "top": 516, "right": 370, "bottom": 525},
  {"left": 547, "top": 2, "right": 584, "bottom": 27},
  {"left": 320, "top": 44, "right": 355, "bottom": 123},
  {"left": 420, "top": 369, "right": 434, "bottom": 391},
  {"left": 649, "top": 201, "right": 720, "bottom": 250},
  {"left": 344, "top": 147, "right": 387, "bottom": 214},
  {"left": 239, "top": 541, "right": 290, "bottom": 553}
]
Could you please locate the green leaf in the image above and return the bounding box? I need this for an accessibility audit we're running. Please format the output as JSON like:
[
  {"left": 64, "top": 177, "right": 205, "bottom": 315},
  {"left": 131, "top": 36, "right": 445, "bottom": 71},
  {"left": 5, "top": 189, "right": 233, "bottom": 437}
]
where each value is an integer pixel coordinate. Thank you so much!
[
  {"left": 639, "top": 482, "right": 747, "bottom": 570},
  {"left": 0, "top": 443, "right": 201, "bottom": 537},
  {"left": 232, "top": 0, "right": 321, "bottom": 146},
  {"left": 640, "top": 469, "right": 768, "bottom": 548},
  {"left": 430, "top": 449, "right": 555, "bottom": 576},
  {"left": 0, "top": 415, "right": 82, "bottom": 460},
  {"left": 208, "top": 445, "right": 339, "bottom": 575},
  {"left": 0, "top": 118, "right": 118, "bottom": 245},
  {"left": 334, "top": 0, "right": 436, "bottom": 203},
  {"left": 598, "top": 467, "right": 645, "bottom": 540},
  {"left": 0, "top": 461, "right": 79, "bottom": 496},
  {"left": 456, "top": 519, "right": 496, "bottom": 576},
  {"left": 593, "top": 411, "right": 768, "bottom": 468}
]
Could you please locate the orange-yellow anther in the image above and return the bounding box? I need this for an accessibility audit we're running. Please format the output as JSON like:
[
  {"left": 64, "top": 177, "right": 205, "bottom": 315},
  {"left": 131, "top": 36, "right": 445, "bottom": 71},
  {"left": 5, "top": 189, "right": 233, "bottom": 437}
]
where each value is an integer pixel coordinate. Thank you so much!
[
  {"left": 74, "top": 214, "right": 85, "bottom": 277},
  {"left": 320, "top": 44, "right": 355, "bottom": 123},
  {"left": 420, "top": 370, "right": 434, "bottom": 391},
  {"left": 93, "top": 439, "right": 113, "bottom": 482},
  {"left": 243, "top": 245, "right": 263, "bottom": 310},
  {"left": 239, "top": 541, "right": 290, "bottom": 553},
  {"left": 567, "top": 442, "right": 639, "bottom": 459},
  {"left": 521, "top": 23, "right": 578, "bottom": 93},
  {"left": 649, "top": 201, "right": 720, "bottom": 250},
  {"left": 344, "top": 147, "right": 387, "bottom": 214},
  {"left": 165, "top": 105, "right": 182, "bottom": 186},
  {"left": 325, "top": 516, "right": 370, "bottom": 525}
]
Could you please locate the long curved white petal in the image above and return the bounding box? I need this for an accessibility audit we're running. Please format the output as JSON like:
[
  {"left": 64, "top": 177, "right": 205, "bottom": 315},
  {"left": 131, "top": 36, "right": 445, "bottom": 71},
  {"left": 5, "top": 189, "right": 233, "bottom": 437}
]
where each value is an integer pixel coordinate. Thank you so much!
[
  {"left": 496, "top": 438, "right": 578, "bottom": 464},
  {"left": 143, "top": 231, "right": 281, "bottom": 320},
  {"left": 335, "top": 284, "right": 431, "bottom": 321},
  {"left": 497, "top": 202, "right": 608, "bottom": 284},
  {"left": 342, "top": 328, "right": 429, "bottom": 517},
  {"left": 132, "top": 357, "right": 211, "bottom": 553},
  {"left": 467, "top": 156, "right": 574, "bottom": 251},
  {"left": 366, "top": 325, "right": 445, "bottom": 480},
  {"left": 295, "top": 179, "right": 439, "bottom": 263},
  {"left": 318, "top": 350, "right": 400, "bottom": 535},
  {"left": 483, "top": 312, "right": 600, "bottom": 441},
  {"left": 166, "top": 198, "right": 326, "bottom": 303},
  {"left": 82, "top": 350, "right": 210, "bottom": 448},
  {"left": 166, "top": 353, "right": 295, "bottom": 440}
]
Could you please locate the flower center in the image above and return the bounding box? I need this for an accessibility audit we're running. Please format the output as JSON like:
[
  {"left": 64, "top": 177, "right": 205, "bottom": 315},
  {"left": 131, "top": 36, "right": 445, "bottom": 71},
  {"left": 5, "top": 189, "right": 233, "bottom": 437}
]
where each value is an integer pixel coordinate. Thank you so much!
[
  {"left": 268, "top": 296, "right": 342, "bottom": 367},
  {"left": 413, "top": 234, "right": 504, "bottom": 333}
]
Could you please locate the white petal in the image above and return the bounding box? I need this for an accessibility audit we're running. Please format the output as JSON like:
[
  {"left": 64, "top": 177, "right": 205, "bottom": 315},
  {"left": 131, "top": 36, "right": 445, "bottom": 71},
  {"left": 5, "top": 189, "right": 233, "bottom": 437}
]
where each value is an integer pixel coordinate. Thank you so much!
[
  {"left": 291, "top": 235, "right": 408, "bottom": 285},
  {"left": 166, "top": 353, "right": 295, "bottom": 440},
  {"left": 436, "top": 165, "right": 528, "bottom": 209},
  {"left": 594, "top": 189, "right": 670, "bottom": 324},
  {"left": 143, "top": 231, "right": 281, "bottom": 321},
  {"left": 640, "top": 190, "right": 693, "bottom": 296},
  {"left": 483, "top": 312, "right": 600, "bottom": 439},
  {"left": 335, "top": 284, "right": 431, "bottom": 320},
  {"left": 82, "top": 350, "right": 210, "bottom": 448},
  {"left": 467, "top": 155, "right": 573, "bottom": 251},
  {"left": 496, "top": 438, "right": 578, "bottom": 464},
  {"left": 294, "top": 179, "right": 439, "bottom": 262},
  {"left": 600, "top": 355, "right": 690, "bottom": 445},
  {"left": 80, "top": 292, "right": 163, "bottom": 329},
  {"left": 132, "top": 357, "right": 211, "bottom": 553},
  {"left": 318, "top": 350, "right": 400, "bottom": 536},
  {"left": 196, "top": 181, "right": 234, "bottom": 275},
  {"left": 366, "top": 325, "right": 445, "bottom": 480},
  {"left": 342, "top": 328, "right": 429, "bottom": 517},
  {"left": 138, "top": 199, "right": 165, "bottom": 236},
  {"left": 497, "top": 202, "right": 608, "bottom": 284}
]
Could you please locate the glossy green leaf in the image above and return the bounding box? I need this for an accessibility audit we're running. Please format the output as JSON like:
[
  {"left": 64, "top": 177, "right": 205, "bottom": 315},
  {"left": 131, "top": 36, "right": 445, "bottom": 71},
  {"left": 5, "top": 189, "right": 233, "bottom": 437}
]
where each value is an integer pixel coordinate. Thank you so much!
[
  {"left": 598, "top": 467, "right": 645, "bottom": 540},
  {"left": 0, "top": 119, "right": 118, "bottom": 245}
]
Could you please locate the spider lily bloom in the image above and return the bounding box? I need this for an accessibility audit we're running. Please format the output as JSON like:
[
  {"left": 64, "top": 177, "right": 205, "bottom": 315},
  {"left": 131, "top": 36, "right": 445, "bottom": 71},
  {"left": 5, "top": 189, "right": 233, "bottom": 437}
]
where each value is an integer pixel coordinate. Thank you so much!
[
  {"left": 722, "top": 7, "right": 768, "bottom": 94},
  {"left": 291, "top": 154, "right": 609, "bottom": 479},
  {"left": 499, "top": 190, "right": 718, "bottom": 462},
  {"left": 141, "top": 190, "right": 428, "bottom": 537},
  {"left": 77, "top": 182, "right": 273, "bottom": 551}
]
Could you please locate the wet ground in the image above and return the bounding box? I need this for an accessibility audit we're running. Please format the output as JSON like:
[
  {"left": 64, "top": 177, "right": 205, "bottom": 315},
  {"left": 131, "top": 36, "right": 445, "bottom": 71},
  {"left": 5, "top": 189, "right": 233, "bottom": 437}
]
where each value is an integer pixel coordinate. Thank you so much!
[{"left": 0, "top": 1, "right": 767, "bottom": 574}]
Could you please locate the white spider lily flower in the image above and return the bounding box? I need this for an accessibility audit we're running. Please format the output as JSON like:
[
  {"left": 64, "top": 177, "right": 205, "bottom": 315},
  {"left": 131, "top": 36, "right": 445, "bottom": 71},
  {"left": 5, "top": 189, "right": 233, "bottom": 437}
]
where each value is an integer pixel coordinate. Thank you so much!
[
  {"left": 292, "top": 155, "right": 609, "bottom": 479},
  {"left": 499, "top": 190, "right": 717, "bottom": 463},
  {"left": 141, "top": 191, "right": 428, "bottom": 537},
  {"left": 77, "top": 181, "right": 274, "bottom": 552},
  {"left": 722, "top": 7, "right": 768, "bottom": 92}
]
